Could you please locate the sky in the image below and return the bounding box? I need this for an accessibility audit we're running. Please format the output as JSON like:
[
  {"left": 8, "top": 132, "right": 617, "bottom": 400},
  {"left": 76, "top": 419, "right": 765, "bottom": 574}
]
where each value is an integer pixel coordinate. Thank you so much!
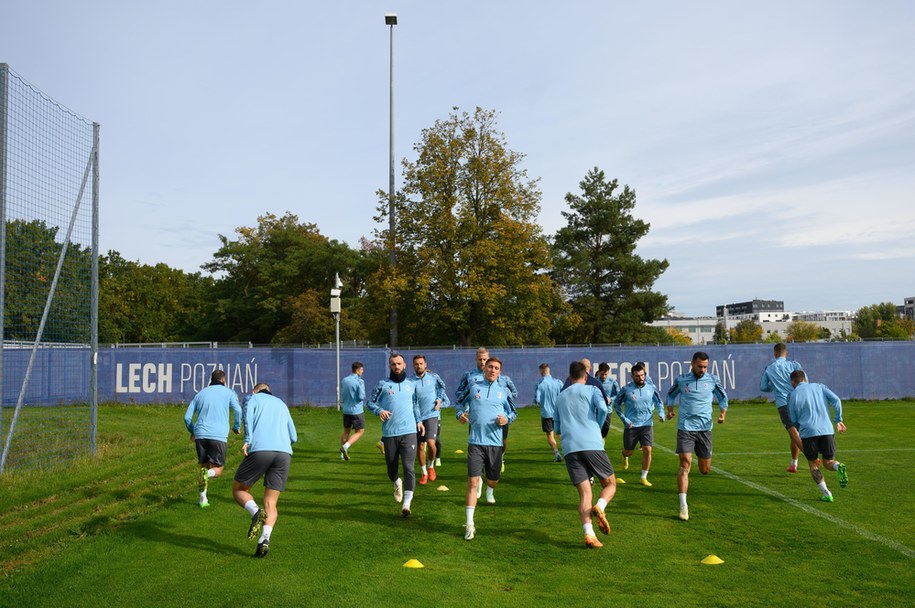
[{"left": 3, "top": 1, "right": 914, "bottom": 317}]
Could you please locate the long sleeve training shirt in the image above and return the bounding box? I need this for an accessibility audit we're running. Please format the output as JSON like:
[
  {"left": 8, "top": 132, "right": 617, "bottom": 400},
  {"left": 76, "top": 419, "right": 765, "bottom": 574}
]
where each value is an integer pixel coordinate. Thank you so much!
[
  {"left": 456, "top": 380, "right": 517, "bottom": 447},
  {"left": 184, "top": 384, "right": 242, "bottom": 441},
  {"left": 554, "top": 383, "right": 607, "bottom": 455},
  {"left": 788, "top": 382, "right": 843, "bottom": 439},
  {"left": 534, "top": 375, "right": 563, "bottom": 419},
  {"left": 367, "top": 377, "right": 420, "bottom": 437},
  {"left": 614, "top": 382, "right": 664, "bottom": 428},
  {"left": 666, "top": 371, "right": 729, "bottom": 432},
  {"left": 760, "top": 357, "right": 803, "bottom": 407},
  {"left": 340, "top": 373, "right": 366, "bottom": 415},
  {"left": 412, "top": 371, "right": 447, "bottom": 421},
  {"left": 243, "top": 392, "right": 297, "bottom": 454}
]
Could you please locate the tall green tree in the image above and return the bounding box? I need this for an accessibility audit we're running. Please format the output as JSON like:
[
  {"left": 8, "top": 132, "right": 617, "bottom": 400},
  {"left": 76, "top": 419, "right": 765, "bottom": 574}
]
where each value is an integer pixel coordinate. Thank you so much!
[
  {"left": 203, "top": 212, "right": 365, "bottom": 344},
  {"left": 729, "top": 319, "right": 763, "bottom": 343},
  {"left": 786, "top": 320, "right": 821, "bottom": 343},
  {"left": 371, "top": 107, "right": 569, "bottom": 346},
  {"left": 551, "top": 168, "right": 669, "bottom": 343}
]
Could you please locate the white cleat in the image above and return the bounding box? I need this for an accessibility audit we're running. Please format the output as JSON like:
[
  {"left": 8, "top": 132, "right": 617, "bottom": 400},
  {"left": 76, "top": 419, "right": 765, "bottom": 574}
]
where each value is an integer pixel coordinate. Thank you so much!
[
  {"left": 464, "top": 525, "right": 475, "bottom": 541},
  {"left": 679, "top": 505, "right": 689, "bottom": 521},
  {"left": 486, "top": 493, "right": 496, "bottom": 504},
  {"left": 394, "top": 479, "right": 403, "bottom": 503}
]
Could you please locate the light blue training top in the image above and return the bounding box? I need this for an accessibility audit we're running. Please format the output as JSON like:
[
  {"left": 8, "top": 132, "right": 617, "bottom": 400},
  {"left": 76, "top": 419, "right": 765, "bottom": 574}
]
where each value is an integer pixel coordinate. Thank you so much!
[
  {"left": 788, "top": 382, "right": 843, "bottom": 439},
  {"left": 456, "top": 368, "right": 519, "bottom": 404},
  {"left": 600, "top": 376, "right": 621, "bottom": 403},
  {"left": 614, "top": 381, "right": 665, "bottom": 428},
  {"left": 184, "top": 383, "right": 242, "bottom": 442},
  {"left": 411, "top": 371, "right": 448, "bottom": 421},
  {"left": 666, "top": 371, "right": 729, "bottom": 432},
  {"left": 367, "top": 377, "right": 420, "bottom": 438},
  {"left": 760, "top": 357, "right": 803, "bottom": 407},
  {"left": 534, "top": 375, "right": 563, "bottom": 419},
  {"left": 554, "top": 382, "right": 608, "bottom": 455},
  {"left": 243, "top": 391, "right": 297, "bottom": 454},
  {"left": 456, "top": 380, "right": 517, "bottom": 447},
  {"left": 340, "top": 373, "right": 366, "bottom": 415}
]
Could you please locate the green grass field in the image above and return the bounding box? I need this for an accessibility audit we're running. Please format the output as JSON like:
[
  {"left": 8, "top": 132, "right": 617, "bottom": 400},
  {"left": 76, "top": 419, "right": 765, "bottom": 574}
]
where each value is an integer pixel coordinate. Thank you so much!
[{"left": 1, "top": 401, "right": 914, "bottom": 608}]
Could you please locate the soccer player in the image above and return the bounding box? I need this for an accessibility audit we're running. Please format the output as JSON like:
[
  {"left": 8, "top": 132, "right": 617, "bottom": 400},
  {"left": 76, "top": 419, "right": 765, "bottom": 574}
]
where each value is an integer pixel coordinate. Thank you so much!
[
  {"left": 554, "top": 361, "right": 619, "bottom": 549},
  {"left": 455, "top": 347, "right": 518, "bottom": 473},
  {"left": 666, "top": 352, "right": 728, "bottom": 521},
  {"left": 760, "top": 343, "right": 805, "bottom": 472},
  {"left": 596, "top": 362, "right": 621, "bottom": 439},
  {"left": 183, "top": 369, "right": 242, "bottom": 508},
  {"left": 411, "top": 354, "right": 447, "bottom": 484},
  {"left": 456, "top": 356, "right": 516, "bottom": 540},
  {"left": 339, "top": 361, "right": 366, "bottom": 461},
  {"left": 533, "top": 363, "right": 563, "bottom": 462},
  {"left": 232, "top": 383, "right": 297, "bottom": 558},
  {"left": 613, "top": 363, "right": 665, "bottom": 486},
  {"left": 367, "top": 353, "right": 424, "bottom": 518},
  {"left": 787, "top": 370, "right": 848, "bottom": 502}
]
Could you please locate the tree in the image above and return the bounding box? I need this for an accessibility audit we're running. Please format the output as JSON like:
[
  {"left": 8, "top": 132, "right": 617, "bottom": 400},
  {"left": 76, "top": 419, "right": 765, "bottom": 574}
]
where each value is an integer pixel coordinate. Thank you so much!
[
  {"left": 203, "top": 212, "right": 365, "bottom": 344},
  {"left": 371, "top": 107, "right": 569, "bottom": 346},
  {"left": 854, "top": 303, "right": 912, "bottom": 339},
  {"left": 714, "top": 321, "right": 729, "bottom": 344},
  {"left": 665, "top": 327, "right": 693, "bottom": 345},
  {"left": 764, "top": 331, "right": 783, "bottom": 343},
  {"left": 729, "top": 319, "right": 763, "bottom": 343},
  {"left": 99, "top": 251, "right": 214, "bottom": 343},
  {"left": 786, "top": 320, "right": 822, "bottom": 343},
  {"left": 552, "top": 167, "right": 669, "bottom": 344}
]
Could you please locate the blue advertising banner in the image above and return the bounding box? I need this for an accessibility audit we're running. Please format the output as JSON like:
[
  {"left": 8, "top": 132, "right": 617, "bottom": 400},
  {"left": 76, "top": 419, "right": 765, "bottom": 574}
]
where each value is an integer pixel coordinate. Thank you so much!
[{"left": 4, "top": 342, "right": 914, "bottom": 406}]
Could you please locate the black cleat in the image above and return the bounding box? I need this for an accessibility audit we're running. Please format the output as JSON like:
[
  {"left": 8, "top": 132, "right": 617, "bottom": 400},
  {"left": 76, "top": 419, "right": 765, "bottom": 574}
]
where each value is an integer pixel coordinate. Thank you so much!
[
  {"left": 254, "top": 539, "right": 269, "bottom": 557},
  {"left": 247, "top": 509, "right": 266, "bottom": 541}
]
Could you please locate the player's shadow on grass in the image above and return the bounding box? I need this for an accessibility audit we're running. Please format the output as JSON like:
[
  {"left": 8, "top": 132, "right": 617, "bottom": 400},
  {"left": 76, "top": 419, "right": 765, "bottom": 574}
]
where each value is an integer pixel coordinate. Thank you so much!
[{"left": 125, "top": 520, "right": 249, "bottom": 556}]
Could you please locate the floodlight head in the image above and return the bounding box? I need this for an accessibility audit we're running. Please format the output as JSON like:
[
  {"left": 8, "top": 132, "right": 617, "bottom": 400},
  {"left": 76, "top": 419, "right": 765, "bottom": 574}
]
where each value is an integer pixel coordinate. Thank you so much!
[
  {"left": 385, "top": 13, "right": 398, "bottom": 26},
  {"left": 334, "top": 273, "right": 344, "bottom": 289}
]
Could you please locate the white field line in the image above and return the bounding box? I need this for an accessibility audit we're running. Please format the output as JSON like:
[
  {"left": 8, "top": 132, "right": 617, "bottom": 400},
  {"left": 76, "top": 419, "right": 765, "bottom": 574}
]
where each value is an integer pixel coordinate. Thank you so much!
[
  {"left": 612, "top": 425, "right": 915, "bottom": 559},
  {"left": 715, "top": 448, "right": 915, "bottom": 456}
]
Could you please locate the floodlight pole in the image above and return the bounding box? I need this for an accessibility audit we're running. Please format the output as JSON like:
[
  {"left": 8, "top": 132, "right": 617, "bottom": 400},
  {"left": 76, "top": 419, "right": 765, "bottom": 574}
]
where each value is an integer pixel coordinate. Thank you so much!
[
  {"left": 386, "top": 13, "right": 398, "bottom": 348},
  {"left": 330, "top": 274, "right": 342, "bottom": 410}
]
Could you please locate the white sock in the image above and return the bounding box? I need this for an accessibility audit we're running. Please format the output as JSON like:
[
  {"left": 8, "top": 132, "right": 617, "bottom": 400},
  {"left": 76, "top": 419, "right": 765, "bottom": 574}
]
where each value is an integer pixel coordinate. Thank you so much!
[
  {"left": 259, "top": 524, "right": 273, "bottom": 543},
  {"left": 596, "top": 498, "right": 608, "bottom": 511},
  {"left": 817, "top": 481, "right": 830, "bottom": 495},
  {"left": 486, "top": 487, "right": 495, "bottom": 500},
  {"left": 244, "top": 500, "right": 260, "bottom": 516},
  {"left": 831, "top": 461, "right": 841, "bottom": 471},
  {"left": 343, "top": 442, "right": 350, "bottom": 450},
  {"left": 403, "top": 490, "right": 414, "bottom": 509},
  {"left": 553, "top": 448, "right": 560, "bottom": 456},
  {"left": 421, "top": 465, "right": 427, "bottom": 475},
  {"left": 679, "top": 493, "right": 688, "bottom": 508},
  {"left": 395, "top": 478, "right": 402, "bottom": 488},
  {"left": 641, "top": 470, "right": 649, "bottom": 479},
  {"left": 465, "top": 506, "right": 475, "bottom": 526},
  {"left": 791, "top": 459, "right": 798, "bottom": 466},
  {"left": 207, "top": 469, "right": 216, "bottom": 478},
  {"left": 199, "top": 491, "right": 207, "bottom": 502},
  {"left": 583, "top": 523, "right": 595, "bottom": 536}
]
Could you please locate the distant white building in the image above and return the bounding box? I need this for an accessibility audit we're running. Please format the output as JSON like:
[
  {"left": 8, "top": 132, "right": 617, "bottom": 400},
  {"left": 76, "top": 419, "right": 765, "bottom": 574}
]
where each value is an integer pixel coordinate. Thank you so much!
[
  {"left": 903, "top": 296, "right": 915, "bottom": 320},
  {"left": 712, "top": 299, "right": 855, "bottom": 341},
  {"left": 649, "top": 314, "right": 718, "bottom": 345}
]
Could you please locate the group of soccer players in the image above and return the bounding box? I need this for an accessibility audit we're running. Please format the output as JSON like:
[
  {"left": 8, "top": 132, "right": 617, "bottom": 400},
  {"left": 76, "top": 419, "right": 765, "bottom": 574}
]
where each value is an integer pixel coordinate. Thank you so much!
[{"left": 183, "top": 342, "right": 848, "bottom": 556}]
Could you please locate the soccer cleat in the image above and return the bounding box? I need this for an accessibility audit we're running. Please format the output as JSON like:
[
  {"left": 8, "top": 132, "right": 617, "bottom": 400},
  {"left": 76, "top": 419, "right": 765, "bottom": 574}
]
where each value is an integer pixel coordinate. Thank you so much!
[
  {"left": 623, "top": 456, "right": 629, "bottom": 470},
  {"left": 679, "top": 505, "right": 689, "bottom": 521},
  {"left": 247, "top": 509, "right": 267, "bottom": 541},
  {"left": 639, "top": 478, "right": 652, "bottom": 487},
  {"left": 394, "top": 480, "right": 404, "bottom": 502},
  {"left": 553, "top": 453, "right": 563, "bottom": 463},
  {"left": 198, "top": 467, "right": 208, "bottom": 492},
  {"left": 428, "top": 467, "right": 437, "bottom": 481},
  {"left": 837, "top": 463, "right": 848, "bottom": 488},
  {"left": 402, "top": 507, "right": 411, "bottom": 518},
  {"left": 199, "top": 500, "right": 210, "bottom": 509},
  {"left": 786, "top": 463, "right": 797, "bottom": 473},
  {"left": 340, "top": 446, "right": 350, "bottom": 461},
  {"left": 617, "top": 477, "right": 626, "bottom": 484},
  {"left": 435, "top": 458, "right": 442, "bottom": 467},
  {"left": 376, "top": 440, "right": 385, "bottom": 455},
  {"left": 464, "top": 525, "right": 475, "bottom": 541},
  {"left": 486, "top": 493, "right": 496, "bottom": 504},
  {"left": 254, "top": 539, "right": 269, "bottom": 558},
  {"left": 591, "top": 505, "right": 611, "bottom": 535},
  {"left": 419, "top": 474, "right": 428, "bottom": 485},
  {"left": 820, "top": 494, "right": 834, "bottom": 503},
  {"left": 584, "top": 534, "right": 603, "bottom": 548},
  {"left": 501, "top": 460, "right": 505, "bottom": 473}
]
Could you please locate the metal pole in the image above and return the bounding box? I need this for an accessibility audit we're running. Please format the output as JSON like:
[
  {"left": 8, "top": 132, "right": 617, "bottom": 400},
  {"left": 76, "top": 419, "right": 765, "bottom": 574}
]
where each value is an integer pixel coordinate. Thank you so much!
[
  {"left": 90, "top": 122, "right": 99, "bottom": 455},
  {"left": 388, "top": 21, "right": 398, "bottom": 348},
  {"left": 0, "top": 64, "right": 9, "bottom": 467},
  {"left": 335, "top": 313, "right": 341, "bottom": 410}
]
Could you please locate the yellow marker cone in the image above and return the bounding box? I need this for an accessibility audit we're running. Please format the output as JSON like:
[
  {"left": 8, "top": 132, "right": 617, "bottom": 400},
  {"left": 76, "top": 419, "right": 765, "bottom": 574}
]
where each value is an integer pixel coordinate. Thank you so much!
[
  {"left": 701, "top": 555, "right": 724, "bottom": 565},
  {"left": 403, "top": 559, "right": 425, "bottom": 569},
  {"left": 437, "top": 485, "right": 449, "bottom": 491},
  {"left": 454, "top": 449, "right": 464, "bottom": 454}
]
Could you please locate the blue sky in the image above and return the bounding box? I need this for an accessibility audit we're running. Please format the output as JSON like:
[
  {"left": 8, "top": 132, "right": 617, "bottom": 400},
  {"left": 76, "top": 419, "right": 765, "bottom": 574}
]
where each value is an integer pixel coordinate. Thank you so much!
[{"left": 3, "top": 1, "right": 913, "bottom": 316}]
